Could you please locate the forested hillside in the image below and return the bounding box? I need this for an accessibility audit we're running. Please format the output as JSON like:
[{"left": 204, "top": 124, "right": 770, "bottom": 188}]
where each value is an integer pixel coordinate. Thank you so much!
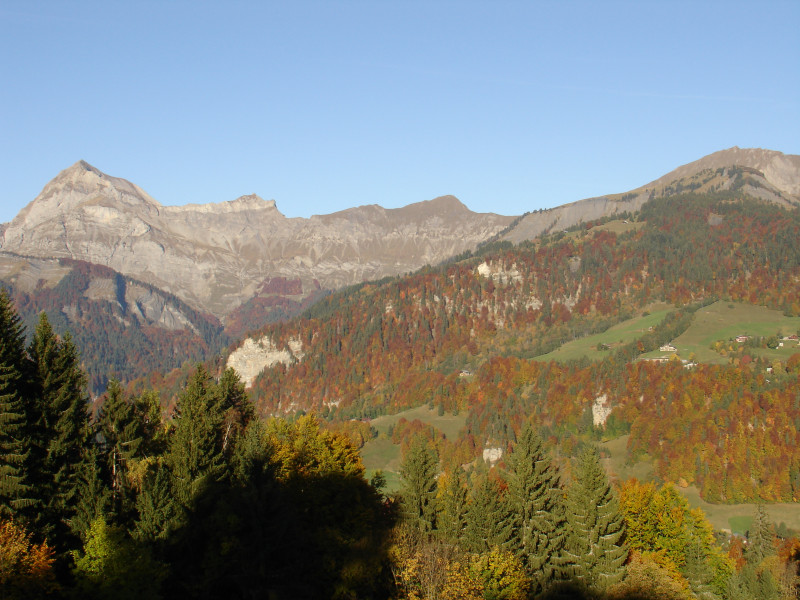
[
  {"left": 0, "top": 258, "right": 230, "bottom": 393},
  {"left": 239, "top": 190, "right": 800, "bottom": 504}
]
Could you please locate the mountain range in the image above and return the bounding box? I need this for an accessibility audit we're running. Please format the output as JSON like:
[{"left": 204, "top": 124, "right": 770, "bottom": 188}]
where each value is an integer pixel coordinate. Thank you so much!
[{"left": 0, "top": 147, "right": 798, "bottom": 393}]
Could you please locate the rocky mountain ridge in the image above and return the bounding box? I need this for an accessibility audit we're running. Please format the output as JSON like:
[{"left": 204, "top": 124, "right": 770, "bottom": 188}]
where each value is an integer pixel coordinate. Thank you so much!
[
  {"left": 502, "top": 147, "right": 800, "bottom": 243},
  {"left": 1, "top": 161, "right": 514, "bottom": 319}
]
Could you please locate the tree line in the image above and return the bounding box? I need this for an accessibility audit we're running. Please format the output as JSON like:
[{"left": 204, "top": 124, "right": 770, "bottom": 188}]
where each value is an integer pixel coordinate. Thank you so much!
[{"left": 393, "top": 425, "right": 798, "bottom": 599}]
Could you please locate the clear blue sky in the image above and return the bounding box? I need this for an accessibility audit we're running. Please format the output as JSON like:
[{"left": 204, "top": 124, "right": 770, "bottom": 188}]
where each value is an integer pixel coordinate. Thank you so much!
[{"left": 1, "top": 1, "right": 798, "bottom": 224}]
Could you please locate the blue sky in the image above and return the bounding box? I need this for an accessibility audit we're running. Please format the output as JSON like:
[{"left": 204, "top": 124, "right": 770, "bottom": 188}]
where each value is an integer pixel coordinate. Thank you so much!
[{"left": 1, "top": 1, "right": 798, "bottom": 224}]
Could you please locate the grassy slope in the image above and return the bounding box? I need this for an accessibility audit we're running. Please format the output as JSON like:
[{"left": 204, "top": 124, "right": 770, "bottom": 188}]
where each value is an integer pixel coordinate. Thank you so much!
[
  {"left": 362, "top": 405, "right": 467, "bottom": 493},
  {"left": 537, "top": 307, "right": 673, "bottom": 362},
  {"left": 666, "top": 301, "right": 800, "bottom": 363}
]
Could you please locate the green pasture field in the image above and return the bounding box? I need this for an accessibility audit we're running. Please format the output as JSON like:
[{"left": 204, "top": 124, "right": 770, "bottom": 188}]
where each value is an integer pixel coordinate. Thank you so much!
[
  {"left": 361, "top": 405, "right": 467, "bottom": 493},
  {"left": 369, "top": 404, "right": 466, "bottom": 440},
  {"left": 665, "top": 301, "right": 800, "bottom": 364},
  {"left": 537, "top": 308, "right": 672, "bottom": 363}
]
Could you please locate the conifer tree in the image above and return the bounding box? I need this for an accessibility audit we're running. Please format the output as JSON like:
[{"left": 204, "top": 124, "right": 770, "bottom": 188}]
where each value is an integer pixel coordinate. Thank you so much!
[
  {"left": 436, "top": 465, "right": 467, "bottom": 543},
  {"left": 134, "top": 462, "right": 180, "bottom": 542},
  {"left": 562, "top": 446, "right": 627, "bottom": 591},
  {"left": 167, "top": 366, "right": 226, "bottom": 507},
  {"left": 463, "top": 472, "right": 513, "bottom": 554},
  {"left": 399, "top": 437, "right": 438, "bottom": 534},
  {"left": 746, "top": 504, "right": 775, "bottom": 566},
  {"left": 0, "top": 363, "right": 31, "bottom": 517},
  {"left": 505, "top": 424, "right": 565, "bottom": 593},
  {"left": 0, "top": 290, "right": 33, "bottom": 518},
  {"left": 0, "top": 289, "right": 28, "bottom": 377},
  {"left": 214, "top": 367, "right": 253, "bottom": 455},
  {"left": 97, "top": 378, "right": 145, "bottom": 520},
  {"left": 27, "top": 313, "right": 91, "bottom": 549},
  {"left": 70, "top": 446, "right": 111, "bottom": 542}
]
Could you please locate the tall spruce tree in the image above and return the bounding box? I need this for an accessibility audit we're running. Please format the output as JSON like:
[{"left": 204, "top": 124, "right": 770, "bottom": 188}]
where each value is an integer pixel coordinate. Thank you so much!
[
  {"left": 0, "top": 290, "right": 33, "bottom": 518},
  {"left": 746, "top": 504, "right": 775, "bottom": 566},
  {"left": 436, "top": 465, "right": 467, "bottom": 543},
  {"left": 27, "top": 313, "right": 91, "bottom": 549},
  {"left": 505, "top": 424, "right": 565, "bottom": 593},
  {"left": 463, "top": 472, "right": 513, "bottom": 554},
  {"left": 399, "top": 437, "right": 438, "bottom": 534},
  {"left": 97, "top": 378, "right": 146, "bottom": 521},
  {"left": 563, "top": 446, "right": 627, "bottom": 592},
  {"left": 167, "top": 366, "right": 227, "bottom": 507},
  {"left": 0, "top": 364, "right": 31, "bottom": 517}
]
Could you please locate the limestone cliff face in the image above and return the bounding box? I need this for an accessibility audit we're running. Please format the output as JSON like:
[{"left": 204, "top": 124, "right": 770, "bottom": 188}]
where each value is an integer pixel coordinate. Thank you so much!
[{"left": 1, "top": 161, "right": 514, "bottom": 319}]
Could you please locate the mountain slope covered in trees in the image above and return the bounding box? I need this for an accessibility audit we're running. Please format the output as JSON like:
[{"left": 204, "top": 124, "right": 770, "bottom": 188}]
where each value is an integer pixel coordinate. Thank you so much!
[{"left": 235, "top": 186, "right": 800, "bottom": 504}]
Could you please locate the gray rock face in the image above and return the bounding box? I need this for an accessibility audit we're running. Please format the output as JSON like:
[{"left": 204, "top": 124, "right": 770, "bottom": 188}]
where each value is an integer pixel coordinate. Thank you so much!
[{"left": 1, "top": 161, "right": 514, "bottom": 319}]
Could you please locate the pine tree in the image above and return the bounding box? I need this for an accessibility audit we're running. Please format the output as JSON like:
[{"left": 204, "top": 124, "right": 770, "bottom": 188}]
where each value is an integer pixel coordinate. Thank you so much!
[
  {"left": 399, "top": 437, "right": 438, "bottom": 534},
  {"left": 562, "top": 446, "right": 627, "bottom": 591},
  {"left": 27, "top": 314, "right": 91, "bottom": 549},
  {"left": 463, "top": 472, "right": 513, "bottom": 554},
  {"left": 167, "top": 366, "right": 226, "bottom": 507},
  {"left": 505, "top": 424, "right": 565, "bottom": 593}
]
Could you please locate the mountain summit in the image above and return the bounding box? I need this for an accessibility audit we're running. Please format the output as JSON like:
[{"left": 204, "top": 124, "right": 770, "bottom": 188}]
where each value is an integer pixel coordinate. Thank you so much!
[{"left": 0, "top": 162, "right": 513, "bottom": 318}]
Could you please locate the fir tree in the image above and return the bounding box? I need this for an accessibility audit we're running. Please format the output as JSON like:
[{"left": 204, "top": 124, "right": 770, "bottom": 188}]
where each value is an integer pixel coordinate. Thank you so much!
[
  {"left": 505, "top": 424, "right": 565, "bottom": 593},
  {"left": 214, "top": 367, "right": 253, "bottom": 455},
  {"left": 746, "top": 504, "right": 775, "bottom": 566},
  {"left": 399, "top": 437, "right": 438, "bottom": 534},
  {"left": 167, "top": 366, "right": 226, "bottom": 507},
  {"left": 134, "top": 462, "right": 181, "bottom": 542},
  {"left": 0, "top": 363, "right": 31, "bottom": 517},
  {"left": 27, "top": 314, "right": 91, "bottom": 549},
  {"left": 562, "top": 446, "right": 627, "bottom": 592},
  {"left": 70, "top": 446, "right": 111, "bottom": 542},
  {"left": 97, "top": 378, "right": 145, "bottom": 520},
  {"left": 0, "top": 290, "right": 33, "bottom": 518},
  {"left": 463, "top": 472, "right": 513, "bottom": 554},
  {"left": 436, "top": 465, "right": 467, "bottom": 543}
]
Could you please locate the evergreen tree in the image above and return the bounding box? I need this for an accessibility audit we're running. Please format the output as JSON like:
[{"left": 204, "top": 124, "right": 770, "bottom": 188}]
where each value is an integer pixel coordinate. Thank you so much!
[
  {"left": 214, "top": 367, "right": 253, "bottom": 455},
  {"left": 134, "top": 462, "right": 180, "bottom": 542},
  {"left": 97, "top": 378, "right": 145, "bottom": 520},
  {"left": 0, "top": 289, "right": 28, "bottom": 378},
  {"left": 0, "top": 364, "right": 32, "bottom": 518},
  {"left": 436, "top": 465, "right": 467, "bottom": 543},
  {"left": 0, "top": 291, "right": 33, "bottom": 518},
  {"left": 27, "top": 314, "right": 91, "bottom": 549},
  {"left": 746, "top": 504, "right": 775, "bottom": 566},
  {"left": 505, "top": 424, "right": 565, "bottom": 593},
  {"left": 167, "top": 366, "right": 226, "bottom": 507},
  {"left": 562, "top": 446, "right": 627, "bottom": 592},
  {"left": 463, "top": 472, "right": 513, "bottom": 554},
  {"left": 399, "top": 437, "right": 439, "bottom": 534},
  {"left": 70, "top": 446, "right": 111, "bottom": 542}
]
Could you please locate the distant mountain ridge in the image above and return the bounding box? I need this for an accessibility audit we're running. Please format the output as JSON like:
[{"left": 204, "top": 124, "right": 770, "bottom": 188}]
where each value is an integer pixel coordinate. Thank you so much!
[
  {"left": 1, "top": 147, "right": 798, "bottom": 392},
  {"left": 502, "top": 147, "right": 800, "bottom": 243},
  {"left": 0, "top": 161, "right": 514, "bottom": 319}
]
